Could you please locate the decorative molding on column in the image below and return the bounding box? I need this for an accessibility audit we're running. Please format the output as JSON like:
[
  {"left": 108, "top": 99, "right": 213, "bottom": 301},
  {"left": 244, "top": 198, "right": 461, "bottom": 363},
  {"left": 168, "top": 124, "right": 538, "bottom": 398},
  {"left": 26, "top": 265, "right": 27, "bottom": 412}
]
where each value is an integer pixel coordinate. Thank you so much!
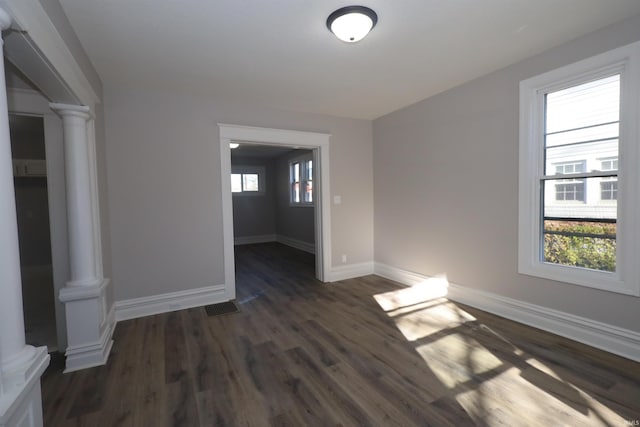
[{"left": 62, "top": 282, "right": 115, "bottom": 373}]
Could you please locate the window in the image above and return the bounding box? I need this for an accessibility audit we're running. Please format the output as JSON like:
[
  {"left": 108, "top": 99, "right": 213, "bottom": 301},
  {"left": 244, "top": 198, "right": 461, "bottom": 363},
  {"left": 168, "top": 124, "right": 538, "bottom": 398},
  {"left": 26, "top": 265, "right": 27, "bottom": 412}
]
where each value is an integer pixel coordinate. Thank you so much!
[
  {"left": 519, "top": 41, "right": 640, "bottom": 296},
  {"left": 290, "top": 154, "right": 313, "bottom": 206},
  {"left": 231, "top": 166, "right": 265, "bottom": 195},
  {"left": 600, "top": 158, "right": 618, "bottom": 201},
  {"left": 553, "top": 161, "right": 586, "bottom": 202}
]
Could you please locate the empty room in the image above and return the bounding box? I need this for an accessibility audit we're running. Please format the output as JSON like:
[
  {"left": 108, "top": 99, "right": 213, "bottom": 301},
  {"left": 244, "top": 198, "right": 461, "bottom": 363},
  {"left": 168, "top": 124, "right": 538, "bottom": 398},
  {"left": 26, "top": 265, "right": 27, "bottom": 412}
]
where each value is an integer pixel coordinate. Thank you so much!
[{"left": 0, "top": 1, "right": 639, "bottom": 426}]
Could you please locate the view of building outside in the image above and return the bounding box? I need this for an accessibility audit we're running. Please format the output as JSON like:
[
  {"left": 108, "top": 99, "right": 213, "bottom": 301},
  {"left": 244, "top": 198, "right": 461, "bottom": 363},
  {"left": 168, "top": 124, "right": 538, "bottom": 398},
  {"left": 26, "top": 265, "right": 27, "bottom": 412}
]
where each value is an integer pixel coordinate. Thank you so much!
[{"left": 542, "top": 74, "right": 619, "bottom": 272}]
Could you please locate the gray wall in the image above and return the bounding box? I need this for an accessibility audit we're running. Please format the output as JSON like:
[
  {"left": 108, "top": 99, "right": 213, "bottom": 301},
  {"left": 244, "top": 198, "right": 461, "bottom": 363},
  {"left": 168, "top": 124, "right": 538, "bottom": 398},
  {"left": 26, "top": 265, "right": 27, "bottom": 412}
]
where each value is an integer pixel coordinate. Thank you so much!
[
  {"left": 276, "top": 149, "right": 315, "bottom": 245},
  {"left": 104, "top": 86, "right": 373, "bottom": 301},
  {"left": 373, "top": 14, "right": 640, "bottom": 333},
  {"left": 231, "top": 156, "right": 277, "bottom": 238}
]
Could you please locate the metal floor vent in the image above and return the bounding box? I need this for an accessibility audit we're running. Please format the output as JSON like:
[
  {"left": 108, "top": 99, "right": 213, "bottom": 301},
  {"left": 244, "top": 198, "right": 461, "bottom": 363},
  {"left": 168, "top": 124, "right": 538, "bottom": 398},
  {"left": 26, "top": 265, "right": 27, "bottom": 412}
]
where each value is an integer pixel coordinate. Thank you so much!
[{"left": 204, "top": 301, "right": 239, "bottom": 317}]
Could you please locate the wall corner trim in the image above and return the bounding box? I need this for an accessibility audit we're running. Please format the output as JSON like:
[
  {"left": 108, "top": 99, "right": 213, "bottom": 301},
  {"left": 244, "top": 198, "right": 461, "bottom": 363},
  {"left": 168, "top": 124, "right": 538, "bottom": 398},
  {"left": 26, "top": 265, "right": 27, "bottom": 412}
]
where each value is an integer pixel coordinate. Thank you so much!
[
  {"left": 114, "top": 284, "right": 228, "bottom": 322},
  {"left": 374, "top": 262, "right": 640, "bottom": 363},
  {"left": 329, "top": 261, "right": 375, "bottom": 282}
]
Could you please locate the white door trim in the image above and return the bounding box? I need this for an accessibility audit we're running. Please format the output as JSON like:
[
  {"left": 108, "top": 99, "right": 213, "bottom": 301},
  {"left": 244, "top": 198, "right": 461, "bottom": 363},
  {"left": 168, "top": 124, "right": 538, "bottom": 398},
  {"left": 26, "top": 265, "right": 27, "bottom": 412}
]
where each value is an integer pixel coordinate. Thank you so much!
[{"left": 218, "top": 124, "right": 331, "bottom": 299}]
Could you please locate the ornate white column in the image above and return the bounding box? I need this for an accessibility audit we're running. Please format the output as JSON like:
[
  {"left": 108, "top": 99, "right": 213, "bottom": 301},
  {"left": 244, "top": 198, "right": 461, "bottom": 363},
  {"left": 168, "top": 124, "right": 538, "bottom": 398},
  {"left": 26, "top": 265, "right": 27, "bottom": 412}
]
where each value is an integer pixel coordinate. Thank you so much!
[
  {"left": 0, "top": 7, "right": 49, "bottom": 427},
  {"left": 50, "top": 104, "right": 114, "bottom": 373},
  {"left": 50, "top": 105, "right": 98, "bottom": 285}
]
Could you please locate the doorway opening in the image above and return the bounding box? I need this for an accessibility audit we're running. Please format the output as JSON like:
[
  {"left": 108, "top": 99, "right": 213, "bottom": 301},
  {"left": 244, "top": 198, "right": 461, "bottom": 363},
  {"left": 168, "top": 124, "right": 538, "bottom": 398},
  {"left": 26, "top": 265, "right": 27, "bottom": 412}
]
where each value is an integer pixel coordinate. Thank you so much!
[
  {"left": 219, "top": 124, "right": 331, "bottom": 301},
  {"left": 230, "top": 144, "right": 316, "bottom": 289},
  {"left": 9, "top": 113, "right": 58, "bottom": 350}
]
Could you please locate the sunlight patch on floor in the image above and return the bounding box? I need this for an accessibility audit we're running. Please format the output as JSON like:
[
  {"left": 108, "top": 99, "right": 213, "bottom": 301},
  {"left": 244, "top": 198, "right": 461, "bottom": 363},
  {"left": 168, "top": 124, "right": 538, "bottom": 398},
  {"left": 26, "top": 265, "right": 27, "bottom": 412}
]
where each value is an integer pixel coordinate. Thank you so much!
[
  {"left": 415, "top": 333, "right": 505, "bottom": 389},
  {"left": 373, "top": 275, "right": 449, "bottom": 312},
  {"left": 391, "top": 302, "right": 476, "bottom": 342},
  {"left": 374, "top": 280, "right": 633, "bottom": 426}
]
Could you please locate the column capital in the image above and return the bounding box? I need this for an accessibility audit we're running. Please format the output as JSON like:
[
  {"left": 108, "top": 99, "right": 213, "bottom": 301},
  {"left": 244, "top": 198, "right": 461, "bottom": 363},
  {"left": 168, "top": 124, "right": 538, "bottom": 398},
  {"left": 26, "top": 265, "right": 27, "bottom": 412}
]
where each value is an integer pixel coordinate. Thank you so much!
[
  {"left": 0, "top": 8, "right": 11, "bottom": 32},
  {"left": 49, "top": 103, "right": 93, "bottom": 120}
]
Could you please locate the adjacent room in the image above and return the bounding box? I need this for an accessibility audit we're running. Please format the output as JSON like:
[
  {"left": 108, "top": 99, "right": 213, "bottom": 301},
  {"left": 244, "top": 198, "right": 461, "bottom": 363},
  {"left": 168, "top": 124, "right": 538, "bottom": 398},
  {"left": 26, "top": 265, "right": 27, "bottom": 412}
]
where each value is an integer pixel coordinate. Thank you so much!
[{"left": 1, "top": 1, "right": 639, "bottom": 426}]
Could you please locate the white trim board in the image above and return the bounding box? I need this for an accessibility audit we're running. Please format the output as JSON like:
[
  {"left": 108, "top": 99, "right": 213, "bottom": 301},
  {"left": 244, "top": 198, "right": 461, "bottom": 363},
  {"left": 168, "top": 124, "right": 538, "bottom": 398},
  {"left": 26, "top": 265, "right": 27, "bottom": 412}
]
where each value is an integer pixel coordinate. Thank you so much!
[
  {"left": 276, "top": 235, "right": 315, "bottom": 254},
  {"left": 64, "top": 305, "right": 115, "bottom": 373},
  {"left": 233, "top": 235, "right": 315, "bottom": 254},
  {"left": 329, "top": 261, "right": 374, "bottom": 282},
  {"left": 374, "top": 262, "right": 640, "bottom": 363},
  {"left": 114, "top": 284, "right": 227, "bottom": 321},
  {"left": 234, "top": 234, "right": 277, "bottom": 245}
]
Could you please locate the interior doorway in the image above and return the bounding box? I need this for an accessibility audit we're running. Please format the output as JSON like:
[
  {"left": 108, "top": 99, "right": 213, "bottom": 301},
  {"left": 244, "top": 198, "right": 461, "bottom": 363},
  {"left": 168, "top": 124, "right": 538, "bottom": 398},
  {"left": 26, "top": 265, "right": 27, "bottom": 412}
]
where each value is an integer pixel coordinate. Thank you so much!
[
  {"left": 9, "top": 113, "right": 58, "bottom": 350},
  {"left": 219, "top": 124, "right": 332, "bottom": 301},
  {"left": 230, "top": 144, "right": 316, "bottom": 276}
]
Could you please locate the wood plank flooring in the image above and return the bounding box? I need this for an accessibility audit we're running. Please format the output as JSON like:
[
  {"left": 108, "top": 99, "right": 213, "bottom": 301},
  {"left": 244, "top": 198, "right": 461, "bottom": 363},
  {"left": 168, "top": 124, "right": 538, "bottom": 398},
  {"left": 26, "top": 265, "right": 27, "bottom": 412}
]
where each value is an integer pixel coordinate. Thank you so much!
[{"left": 42, "top": 242, "right": 640, "bottom": 426}]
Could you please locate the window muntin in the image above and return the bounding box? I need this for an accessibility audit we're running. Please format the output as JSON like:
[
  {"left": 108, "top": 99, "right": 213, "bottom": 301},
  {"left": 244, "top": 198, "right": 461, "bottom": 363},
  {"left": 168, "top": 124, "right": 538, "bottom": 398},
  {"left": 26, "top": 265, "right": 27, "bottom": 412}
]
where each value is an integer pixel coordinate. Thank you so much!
[{"left": 518, "top": 40, "right": 640, "bottom": 296}]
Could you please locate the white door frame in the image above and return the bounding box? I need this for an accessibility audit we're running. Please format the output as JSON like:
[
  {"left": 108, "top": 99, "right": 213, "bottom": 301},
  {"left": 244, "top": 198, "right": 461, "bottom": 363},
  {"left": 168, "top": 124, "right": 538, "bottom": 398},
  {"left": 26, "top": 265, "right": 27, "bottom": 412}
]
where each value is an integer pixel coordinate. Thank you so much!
[{"left": 219, "top": 124, "right": 331, "bottom": 299}]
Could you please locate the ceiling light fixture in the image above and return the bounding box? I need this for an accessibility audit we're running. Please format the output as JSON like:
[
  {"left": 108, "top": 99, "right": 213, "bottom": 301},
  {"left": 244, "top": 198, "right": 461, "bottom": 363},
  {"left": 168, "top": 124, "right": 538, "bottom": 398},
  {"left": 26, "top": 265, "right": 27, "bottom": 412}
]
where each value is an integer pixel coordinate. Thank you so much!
[
  {"left": 327, "top": 5, "right": 377, "bottom": 43},
  {"left": 230, "top": 143, "right": 239, "bottom": 149}
]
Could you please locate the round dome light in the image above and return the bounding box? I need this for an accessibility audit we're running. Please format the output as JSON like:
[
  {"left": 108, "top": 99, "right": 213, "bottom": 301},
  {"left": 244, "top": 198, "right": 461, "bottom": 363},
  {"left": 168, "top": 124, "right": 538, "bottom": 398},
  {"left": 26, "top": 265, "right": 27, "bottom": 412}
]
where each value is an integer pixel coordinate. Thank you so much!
[{"left": 327, "top": 6, "right": 378, "bottom": 43}]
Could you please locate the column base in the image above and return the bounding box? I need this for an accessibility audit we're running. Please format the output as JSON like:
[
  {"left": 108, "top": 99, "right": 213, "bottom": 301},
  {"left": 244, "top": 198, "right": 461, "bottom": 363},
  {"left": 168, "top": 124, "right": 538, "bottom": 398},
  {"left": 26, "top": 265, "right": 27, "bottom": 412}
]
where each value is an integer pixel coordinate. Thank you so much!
[
  {"left": 59, "top": 278, "right": 115, "bottom": 373},
  {"left": 0, "top": 346, "right": 49, "bottom": 427}
]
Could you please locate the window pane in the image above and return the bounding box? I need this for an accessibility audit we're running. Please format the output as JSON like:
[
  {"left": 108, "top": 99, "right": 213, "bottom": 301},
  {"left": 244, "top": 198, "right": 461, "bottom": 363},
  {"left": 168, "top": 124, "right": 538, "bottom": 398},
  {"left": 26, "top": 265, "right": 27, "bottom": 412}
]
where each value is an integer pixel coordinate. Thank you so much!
[
  {"left": 543, "top": 219, "right": 616, "bottom": 272},
  {"left": 545, "top": 75, "right": 620, "bottom": 135},
  {"left": 544, "top": 75, "right": 620, "bottom": 176},
  {"left": 293, "top": 163, "right": 300, "bottom": 181},
  {"left": 546, "top": 141, "right": 617, "bottom": 173},
  {"left": 243, "top": 173, "right": 259, "bottom": 192},
  {"left": 305, "top": 181, "right": 313, "bottom": 203},
  {"left": 306, "top": 160, "right": 313, "bottom": 181},
  {"left": 231, "top": 174, "right": 242, "bottom": 192},
  {"left": 292, "top": 182, "right": 300, "bottom": 203},
  {"left": 544, "top": 177, "right": 616, "bottom": 217},
  {"left": 543, "top": 177, "right": 616, "bottom": 272}
]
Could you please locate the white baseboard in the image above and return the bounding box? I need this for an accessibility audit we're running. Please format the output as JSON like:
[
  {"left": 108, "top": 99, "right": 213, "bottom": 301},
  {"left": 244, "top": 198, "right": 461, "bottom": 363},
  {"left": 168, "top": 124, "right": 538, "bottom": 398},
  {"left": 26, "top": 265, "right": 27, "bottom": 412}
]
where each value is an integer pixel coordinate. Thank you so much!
[
  {"left": 115, "top": 284, "right": 227, "bottom": 321},
  {"left": 232, "top": 234, "right": 316, "bottom": 255},
  {"left": 374, "top": 262, "right": 640, "bottom": 363},
  {"left": 329, "top": 261, "right": 374, "bottom": 282},
  {"left": 276, "top": 235, "right": 315, "bottom": 254},
  {"left": 64, "top": 305, "right": 116, "bottom": 373},
  {"left": 234, "top": 234, "right": 277, "bottom": 245}
]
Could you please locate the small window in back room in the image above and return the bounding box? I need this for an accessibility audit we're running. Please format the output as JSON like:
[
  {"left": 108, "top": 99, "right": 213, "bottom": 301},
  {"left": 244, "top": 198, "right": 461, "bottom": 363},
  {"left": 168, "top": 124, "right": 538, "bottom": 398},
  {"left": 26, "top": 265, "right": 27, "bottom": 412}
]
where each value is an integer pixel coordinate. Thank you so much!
[{"left": 231, "top": 166, "right": 265, "bottom": 195}]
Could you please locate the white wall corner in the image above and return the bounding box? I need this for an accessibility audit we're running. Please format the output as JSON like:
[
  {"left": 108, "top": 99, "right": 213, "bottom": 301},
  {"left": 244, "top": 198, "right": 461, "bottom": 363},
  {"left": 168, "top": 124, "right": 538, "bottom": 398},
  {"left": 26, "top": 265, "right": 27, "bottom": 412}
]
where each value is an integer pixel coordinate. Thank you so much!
[
  {"left": 373, "top": 262, "right": 640, "bottom": 363},
  {"left": 114, "top": 284, "right": 228, "bottom": 322},
  {"left": 329, "top": 261, "right": 375, "bottom": 282}
]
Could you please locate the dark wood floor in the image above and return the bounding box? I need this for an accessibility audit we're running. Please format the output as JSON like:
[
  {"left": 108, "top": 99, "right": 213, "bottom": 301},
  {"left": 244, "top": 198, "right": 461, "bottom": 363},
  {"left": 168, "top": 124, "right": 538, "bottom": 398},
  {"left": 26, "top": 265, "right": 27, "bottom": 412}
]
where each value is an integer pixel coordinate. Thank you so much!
[{"left": 42, "top": 242, "right": 640, "bottom": 426}]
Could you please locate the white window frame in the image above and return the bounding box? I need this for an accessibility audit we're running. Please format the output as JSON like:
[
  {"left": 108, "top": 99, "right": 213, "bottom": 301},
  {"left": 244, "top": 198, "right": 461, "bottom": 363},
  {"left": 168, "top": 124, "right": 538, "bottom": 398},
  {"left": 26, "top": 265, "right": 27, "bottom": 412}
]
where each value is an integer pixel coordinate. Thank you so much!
[
  {"left": 518, "top": 41, "right": 640, "bottom": 296},
  {"left": 231, "top": 165, "right": 265, "bottom": 196},
  {"left": 289, "top": 153, "right": 314, "bottom": 207}
]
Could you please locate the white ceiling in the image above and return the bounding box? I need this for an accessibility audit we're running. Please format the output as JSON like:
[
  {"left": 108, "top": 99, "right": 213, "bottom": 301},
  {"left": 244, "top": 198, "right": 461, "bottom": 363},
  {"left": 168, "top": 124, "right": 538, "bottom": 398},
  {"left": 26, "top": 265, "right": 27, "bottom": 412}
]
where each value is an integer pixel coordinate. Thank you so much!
[{"left": 58, "top": 0, "right": 640, "bottom": 120}]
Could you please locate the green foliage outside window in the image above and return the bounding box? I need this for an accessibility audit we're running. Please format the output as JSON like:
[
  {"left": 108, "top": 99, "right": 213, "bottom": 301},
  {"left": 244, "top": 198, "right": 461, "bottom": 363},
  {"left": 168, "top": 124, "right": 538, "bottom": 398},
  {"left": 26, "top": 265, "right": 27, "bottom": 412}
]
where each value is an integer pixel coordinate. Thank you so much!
[{"left": 543, "top": 221, "right": 616, "bottom": 272}]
